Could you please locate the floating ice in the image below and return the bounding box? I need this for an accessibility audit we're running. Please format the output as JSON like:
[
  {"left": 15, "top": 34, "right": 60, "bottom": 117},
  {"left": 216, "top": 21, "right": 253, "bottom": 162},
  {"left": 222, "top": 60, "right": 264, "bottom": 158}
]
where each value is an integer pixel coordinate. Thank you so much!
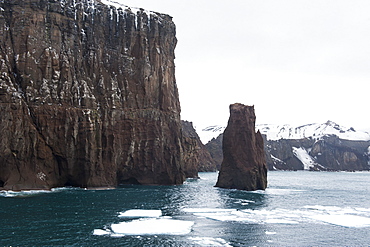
[
  {"left": 310, "top": 214, "right": 370, "bottom": 228},
  {"left": 118, "top": 209, "right": 162, "bottom": 218},
  {"left": 264, "top": 188, "right": 305, "bottom": 195},
  {"left": 94, "top": 209, "right": 194, "bottom": 237},
  {"left": 184, "top": 206, "right": 370, "bottom": 228},
  {"left": 304, "top": 205, "right": 370, "bottom": 228},
  {"left": 189, "top": 237, "right": 232, "bottom": 247},
  {"left": 183, "top": 208, "right": 235, "bottom": 213},
  {"left": 111, "top": 218, "right": 194, "bottom": 235},
  {"left": 92, "top": 229, "right": 110, "bottom": 236}
]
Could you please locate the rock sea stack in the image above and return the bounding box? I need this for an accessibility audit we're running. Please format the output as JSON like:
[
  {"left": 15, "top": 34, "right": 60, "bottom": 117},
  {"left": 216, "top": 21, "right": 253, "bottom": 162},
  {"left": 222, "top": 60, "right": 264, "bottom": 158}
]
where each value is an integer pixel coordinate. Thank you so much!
[
  {"left": 0, "top": 0, "right": 185, "bottom": 190},
  {"left": 215, "top": 103, "right": 267, "bottom": 191}
]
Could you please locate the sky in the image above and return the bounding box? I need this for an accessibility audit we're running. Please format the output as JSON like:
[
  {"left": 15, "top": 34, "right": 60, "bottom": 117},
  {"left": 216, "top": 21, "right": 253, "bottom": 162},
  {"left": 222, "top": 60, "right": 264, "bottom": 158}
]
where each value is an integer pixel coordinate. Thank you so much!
[{"left": 110, "top": 0, "right": 370, "bottom": 130}]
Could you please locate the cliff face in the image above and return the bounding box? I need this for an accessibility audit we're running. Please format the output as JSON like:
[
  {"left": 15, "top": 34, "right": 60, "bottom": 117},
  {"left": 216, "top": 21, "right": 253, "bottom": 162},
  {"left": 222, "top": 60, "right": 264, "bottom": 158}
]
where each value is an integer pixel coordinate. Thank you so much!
[
  {"left": 0, "top": 0, "right": 185, "bottom": 190},
  {"left": 215, "top": 104, "right": 267, "bottom": 191},
  {"left": 207, "top": 133, "right": 370, "bottom": 171},
  {"left": 204, "top": 134, "right": 223, "bottom": 170},
  {"left": 181, "top": 120, "right": 217, "bottom": 177}
]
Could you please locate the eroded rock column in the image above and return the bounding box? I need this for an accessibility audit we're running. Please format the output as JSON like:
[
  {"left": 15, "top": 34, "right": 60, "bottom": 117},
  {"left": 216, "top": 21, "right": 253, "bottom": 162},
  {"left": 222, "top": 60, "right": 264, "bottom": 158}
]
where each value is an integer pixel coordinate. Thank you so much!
[{"left": 215, "top": 103, "right": 267, "bottom": 191}]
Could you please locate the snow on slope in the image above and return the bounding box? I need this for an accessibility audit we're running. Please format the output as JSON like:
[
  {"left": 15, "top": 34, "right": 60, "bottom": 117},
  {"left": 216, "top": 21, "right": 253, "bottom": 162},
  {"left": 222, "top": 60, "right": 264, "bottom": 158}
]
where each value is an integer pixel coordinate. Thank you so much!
[
  {"left": 292, "top": 147, "right": 316, "bottom": 170},
  {"left": 198, "top": 121, "right": 370, "bottom": 144},
  {"left": 258, "top": 121, "right": 370, "bottom": 141}
]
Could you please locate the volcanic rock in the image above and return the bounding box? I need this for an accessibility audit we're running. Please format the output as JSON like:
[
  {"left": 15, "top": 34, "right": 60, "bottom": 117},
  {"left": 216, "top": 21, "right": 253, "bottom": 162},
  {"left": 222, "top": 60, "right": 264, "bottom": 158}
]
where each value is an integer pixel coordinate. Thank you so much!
[
  {"left": 205, "top": 134, "right": 223, "bottom": 170},
  {"left": 205, "top": 120, "right": 370, "bottom": 171},
  {"left": 181, "top": 120, "right": 217, "bottom": 177},
  {"left": 0, "top": 0, "right": 185, "bottom": 190},
  {"left": 215, "top": 104, "right": 267, "bottom": 191}
]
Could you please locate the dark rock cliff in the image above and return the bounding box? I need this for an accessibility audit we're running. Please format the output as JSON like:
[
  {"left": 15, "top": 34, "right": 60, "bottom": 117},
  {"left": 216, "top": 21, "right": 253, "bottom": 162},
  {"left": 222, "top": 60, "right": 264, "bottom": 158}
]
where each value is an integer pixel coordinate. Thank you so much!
[
  {"left": 181, "top": 120, "right": 217, "bottom": 177},
  {"left": 207, "top": 134, "right": 370, "bottom": 171},
  {"left": 204, "top": 134, "right": 223, "bottom": 170},
  {"left": 215, "top": 104, "right": 267, "bottom": 191},
  {"left": 0, "top": 0, "right": 186, "bottom": 190}
]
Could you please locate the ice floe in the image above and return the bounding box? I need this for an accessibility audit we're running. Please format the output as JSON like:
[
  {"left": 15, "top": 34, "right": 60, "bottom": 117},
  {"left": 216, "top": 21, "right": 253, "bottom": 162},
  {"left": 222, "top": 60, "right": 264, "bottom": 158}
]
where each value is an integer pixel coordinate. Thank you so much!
[
  {"left": 188, "top": 237, "right": 232, "bottom": 247},
  {"left": 110, "top": 218, "right": 194, "bottom": 235},
  {"left": 183, "top": 205, "right": 370, "bottom": 228},
  {"left": 94, "top": 209, "right": 194, "bottom": 236},
  {"left": 118, "top": 209, "right": 162, "bottom": 218}
]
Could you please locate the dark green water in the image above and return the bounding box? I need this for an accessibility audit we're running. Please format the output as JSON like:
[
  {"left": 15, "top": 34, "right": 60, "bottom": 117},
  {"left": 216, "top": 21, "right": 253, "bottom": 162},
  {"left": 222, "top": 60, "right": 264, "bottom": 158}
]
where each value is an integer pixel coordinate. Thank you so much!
[{"left": 1, "top": 171, "right": 370, "bottom": 246}]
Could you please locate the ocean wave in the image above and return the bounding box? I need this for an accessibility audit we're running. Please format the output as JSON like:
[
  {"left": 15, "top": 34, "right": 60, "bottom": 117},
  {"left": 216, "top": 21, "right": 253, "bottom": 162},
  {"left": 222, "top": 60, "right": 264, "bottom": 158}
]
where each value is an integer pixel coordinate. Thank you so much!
[{"left": 0, "top": 187, "right": 84, "bottom": 197}]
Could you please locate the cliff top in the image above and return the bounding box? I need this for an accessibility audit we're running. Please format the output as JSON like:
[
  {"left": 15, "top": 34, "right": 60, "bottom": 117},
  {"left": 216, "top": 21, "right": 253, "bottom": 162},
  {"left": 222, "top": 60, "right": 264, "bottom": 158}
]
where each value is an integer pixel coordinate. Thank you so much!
[{"left": 99, "top": 0, "right": 170, "bottom": 18}]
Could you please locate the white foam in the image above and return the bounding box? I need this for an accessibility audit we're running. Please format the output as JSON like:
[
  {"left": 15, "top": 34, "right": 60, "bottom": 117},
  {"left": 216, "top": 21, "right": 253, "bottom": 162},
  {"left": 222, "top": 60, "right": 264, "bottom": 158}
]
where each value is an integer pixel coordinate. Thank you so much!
[
  {"left": 118, "top": 209, "right": 162, "bottom": 218},
  {"left": 189, "top": 237, "right": 232, "bottom": 247},
  {"left": 0, "top": 187, "right": 75, "bottom": 197},
  {"left": 110, "top": 218, "right": 194, "bottom": 235},
  {"left": 0, "top": 190, "right": 49, "bottom": 197}
]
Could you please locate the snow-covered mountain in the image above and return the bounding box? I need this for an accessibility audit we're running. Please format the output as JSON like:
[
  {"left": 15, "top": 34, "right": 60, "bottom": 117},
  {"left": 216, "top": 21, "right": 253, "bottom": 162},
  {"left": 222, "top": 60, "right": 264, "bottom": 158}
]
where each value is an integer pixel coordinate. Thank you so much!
[
  {"left": 201, "top": 120, "right": 370, "bottom": 171},
  {"left": 258, "top": 121, "right": 370, "bottom": 141},
  {"left": 198, "top": 121, "right": 370, "bottom": 144}
]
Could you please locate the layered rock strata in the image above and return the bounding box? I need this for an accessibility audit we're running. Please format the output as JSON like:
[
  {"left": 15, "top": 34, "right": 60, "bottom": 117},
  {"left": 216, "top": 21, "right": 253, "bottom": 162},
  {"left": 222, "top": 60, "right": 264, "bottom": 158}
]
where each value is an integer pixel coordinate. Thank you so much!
[
  {"left": 215, "top": 104, "right": 267, "bottom": 191},
  {"left": 0, "top": 0, "right": 185, "bottom": 190}
]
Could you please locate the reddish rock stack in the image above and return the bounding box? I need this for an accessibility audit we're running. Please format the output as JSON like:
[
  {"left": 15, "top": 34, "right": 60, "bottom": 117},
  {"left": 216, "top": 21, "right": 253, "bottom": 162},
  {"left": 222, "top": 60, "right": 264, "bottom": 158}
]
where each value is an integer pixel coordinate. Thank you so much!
[
  {"left": 0, "top": 0, "right": 185, "bottom": 190},
  {"left": 215, "top": 103, "right": 267, "bottom": 191}
]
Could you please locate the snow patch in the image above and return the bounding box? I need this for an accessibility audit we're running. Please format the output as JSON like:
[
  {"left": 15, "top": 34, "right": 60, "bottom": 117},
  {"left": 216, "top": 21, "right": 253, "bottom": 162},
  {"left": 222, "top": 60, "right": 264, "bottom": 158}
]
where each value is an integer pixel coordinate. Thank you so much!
[
  {"left": 292, "top": 147, "right": 317, "bottom": 170},
  {"left": 100, "top": 0, "right": 153, "bottom": 16}
]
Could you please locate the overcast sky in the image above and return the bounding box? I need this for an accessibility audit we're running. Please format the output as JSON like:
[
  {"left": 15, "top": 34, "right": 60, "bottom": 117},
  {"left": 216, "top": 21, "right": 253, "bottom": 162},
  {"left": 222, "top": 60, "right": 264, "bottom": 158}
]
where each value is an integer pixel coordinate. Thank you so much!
[{"left": 114, "top": 0, "right": 370, "bottom": 130}]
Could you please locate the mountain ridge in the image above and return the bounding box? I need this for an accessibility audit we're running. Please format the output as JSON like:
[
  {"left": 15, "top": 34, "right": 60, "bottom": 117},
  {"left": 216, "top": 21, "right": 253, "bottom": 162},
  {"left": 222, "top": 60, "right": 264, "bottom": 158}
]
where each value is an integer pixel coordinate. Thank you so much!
[
  {"left": 198, "top": 121, "right": 370, "bottom": 144},
  {"left": 201, "top": 120, "right": 370, "bottom": 171}
]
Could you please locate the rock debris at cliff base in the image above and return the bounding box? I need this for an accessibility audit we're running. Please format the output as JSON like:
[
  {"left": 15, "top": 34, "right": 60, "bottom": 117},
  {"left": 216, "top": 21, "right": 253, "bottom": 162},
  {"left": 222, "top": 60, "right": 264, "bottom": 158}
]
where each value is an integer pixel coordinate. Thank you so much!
[{"left": 0, "top": 0, "right": 193, "bottom": 190}]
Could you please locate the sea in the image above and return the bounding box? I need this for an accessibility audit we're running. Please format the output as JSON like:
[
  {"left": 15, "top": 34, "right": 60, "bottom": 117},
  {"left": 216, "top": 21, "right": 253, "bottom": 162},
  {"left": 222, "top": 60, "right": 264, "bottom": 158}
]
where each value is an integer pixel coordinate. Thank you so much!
[{"left": 1, "top": 171, "right": 370, "bottom": 246}]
